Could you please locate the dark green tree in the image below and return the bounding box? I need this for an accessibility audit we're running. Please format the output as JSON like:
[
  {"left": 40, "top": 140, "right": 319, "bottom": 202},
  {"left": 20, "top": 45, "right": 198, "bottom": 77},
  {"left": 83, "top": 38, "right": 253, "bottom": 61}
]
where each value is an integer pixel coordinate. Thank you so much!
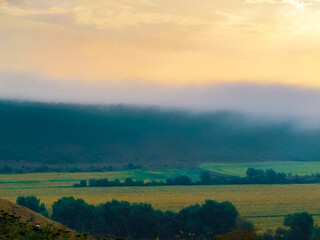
[
  {"left": 51, "top": 197, "right": 96, "bottom": 233},
  {"left": 124, "top": 177, "right": 134, "bottom": 186},
  {"left": 246, "top": 168, "right": 267, "bottom": 183},
  {"left": 16, "top": 196, "right": 48, "bottom": 217},
  {"left": 177, "top": 200, "right": 238, "bottom": 235},
  {"left": 266, "top": 169, "right": 277, "bottom": 184},
  {"left": 101, "top": 200, "right": 166, "bottom": 238},
  {"left": 173, "top": 175, "right": 192, "bottom": 185},
  {"left": 312, "top": 226, "right": 320, "bottom": 240},
  {"left": 200, "top": 171, "right": 212, "bottom": 184},
  {"left": 79, "top": 180, "right": 87, "bottom": 187},
  {"left": 284, "top": 212, "right": 314, "bottom": 240}
]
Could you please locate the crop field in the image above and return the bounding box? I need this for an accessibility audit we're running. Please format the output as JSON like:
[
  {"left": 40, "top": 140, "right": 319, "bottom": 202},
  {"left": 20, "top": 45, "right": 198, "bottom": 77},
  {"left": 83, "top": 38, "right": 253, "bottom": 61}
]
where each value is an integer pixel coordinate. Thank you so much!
[
  {"left": 1, "top": 172, "right": 320, "bottom": 232},
  {"left": 200, "top": 161, "right": 320, "bottom": 177}
]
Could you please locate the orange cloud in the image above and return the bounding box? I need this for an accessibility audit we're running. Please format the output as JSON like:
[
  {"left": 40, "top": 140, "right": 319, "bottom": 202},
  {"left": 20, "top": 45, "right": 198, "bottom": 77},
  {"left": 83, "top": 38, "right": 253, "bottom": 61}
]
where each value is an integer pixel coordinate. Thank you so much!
[{"left": 1, "top": 0, "right": 320, "bottom": 87}]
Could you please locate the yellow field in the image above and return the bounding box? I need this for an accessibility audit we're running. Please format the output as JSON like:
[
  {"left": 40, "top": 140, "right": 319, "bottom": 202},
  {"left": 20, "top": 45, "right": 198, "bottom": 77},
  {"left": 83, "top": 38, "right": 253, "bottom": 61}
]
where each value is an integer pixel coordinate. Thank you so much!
[{"left": 1, "top": 172, "right": 320, "bottom": 232}]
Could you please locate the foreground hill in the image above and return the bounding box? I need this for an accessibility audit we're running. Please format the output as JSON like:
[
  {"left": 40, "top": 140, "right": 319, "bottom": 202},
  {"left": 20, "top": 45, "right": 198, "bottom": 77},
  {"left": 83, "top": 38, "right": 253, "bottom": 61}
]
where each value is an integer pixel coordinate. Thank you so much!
[
  {"left": 1, "top": 100, "right": 320, "bottom": 168},
  {"left": 0, "top": 198, "right": 63, "bottom": 229},
  {"left": 0, "top": 198, "right": 94, "bottom": 239}
]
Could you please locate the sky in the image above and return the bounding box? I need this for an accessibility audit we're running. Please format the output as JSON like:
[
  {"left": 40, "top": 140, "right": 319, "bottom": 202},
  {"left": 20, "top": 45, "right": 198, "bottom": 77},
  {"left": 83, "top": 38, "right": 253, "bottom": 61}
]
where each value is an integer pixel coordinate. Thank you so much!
[{"left": 1, "top": 0, "right": 320, "bottom": 122}]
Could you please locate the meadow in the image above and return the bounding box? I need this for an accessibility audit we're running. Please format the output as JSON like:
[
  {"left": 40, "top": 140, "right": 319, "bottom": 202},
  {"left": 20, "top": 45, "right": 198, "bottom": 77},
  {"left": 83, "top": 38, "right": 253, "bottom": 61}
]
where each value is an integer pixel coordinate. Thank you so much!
[
  {"left": 1, "top": 171, "right": 320, "bottom": 232},
  {"left": 200, "top": 161, "right": 320, "bottom": 177}
]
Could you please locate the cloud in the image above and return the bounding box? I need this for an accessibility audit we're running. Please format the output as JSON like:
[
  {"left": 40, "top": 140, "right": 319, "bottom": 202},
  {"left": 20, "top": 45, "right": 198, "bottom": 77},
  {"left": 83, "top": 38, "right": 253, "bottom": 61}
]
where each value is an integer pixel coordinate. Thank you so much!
[
  {"left": 0, "top": 0, "right": 71, "bottom": 30},
  {"left": 245, "top": 0, "right": 320, "bottom": 8},
  {"left": 73, "top": 4, "right": 212, "bottom": 30},
  {"left": 1, "top": 0, "right": 320, "bottom": 86},
  {"left": 1, "top": 1, "right": 69, "bottom": 17},
  {"left": 1, "top": 72, "right": 320, "bottom": 127}
]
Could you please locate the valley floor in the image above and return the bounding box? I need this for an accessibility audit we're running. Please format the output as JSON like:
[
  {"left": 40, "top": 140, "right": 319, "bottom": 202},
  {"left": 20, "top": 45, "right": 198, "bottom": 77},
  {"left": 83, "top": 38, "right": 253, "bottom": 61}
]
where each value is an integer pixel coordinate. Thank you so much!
[{"left": 1, "top": 172, "right": 320, "bottom": 231}]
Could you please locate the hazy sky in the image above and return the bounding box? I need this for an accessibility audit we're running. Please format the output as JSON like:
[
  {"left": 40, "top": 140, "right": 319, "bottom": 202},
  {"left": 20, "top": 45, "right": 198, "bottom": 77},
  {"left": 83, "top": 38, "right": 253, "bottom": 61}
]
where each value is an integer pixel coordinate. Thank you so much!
[
  {"left": 1, "top": 0, "right": 320, "bottom": 85},
  {"left": 1, "top": 0, "right": 320, "bottom": 121}
]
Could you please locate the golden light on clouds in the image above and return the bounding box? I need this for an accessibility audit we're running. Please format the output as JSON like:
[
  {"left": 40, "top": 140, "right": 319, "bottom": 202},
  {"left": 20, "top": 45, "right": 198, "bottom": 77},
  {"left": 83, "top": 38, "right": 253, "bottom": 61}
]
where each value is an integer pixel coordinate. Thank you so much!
[{"left": 1, "top": 0, "right": 320, "bottom": 86}]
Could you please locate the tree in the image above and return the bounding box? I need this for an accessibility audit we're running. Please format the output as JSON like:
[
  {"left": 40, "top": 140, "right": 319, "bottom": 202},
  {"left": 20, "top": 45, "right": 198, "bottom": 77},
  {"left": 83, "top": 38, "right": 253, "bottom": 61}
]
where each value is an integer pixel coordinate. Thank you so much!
[
  {"left": 284, "top": 212, "right": 314, "bottom": 240},
  {"left": 89, "top": 178, "right": 109, "bottom": 187},
  {"left": 173, "top": 175, "right": 192, "bottom": 185},
  {"left": 177, "top": 200, "right": 238, "bottom": 235},
  {"left": 79, "top": 180, "right": 87, "bottom": 187},
  {"left": 312, "top": 226, "right": 320, "bottom": 240},
  {"left": 100, "top": 200, "right": 170, "bottom": 239},
  {"left": 274, "top": 227, "right": 288, "bottom": 240},
  {"left": 166, "top": 178, "right": 174, "bottom": 185},
  {"left": 276, "top": 172, "right": 287, "bottom": 183},
  {"left": 200, "top": 171, "right": 212, "bottom": 184},
  {"left": 124, "top": 177, "right": 134, "bottom": 186},
  {"left": 51, "top": 197, "right": 96, "bottom": 232},
  {"left": 246, "top": 168, "right": 267, "bottom": 184},
  {"left": 16, "top": 196, "right": 48, "bottom": 217},
  {"left": 266, "top": 169, "right": 277, "bottom": 184}
]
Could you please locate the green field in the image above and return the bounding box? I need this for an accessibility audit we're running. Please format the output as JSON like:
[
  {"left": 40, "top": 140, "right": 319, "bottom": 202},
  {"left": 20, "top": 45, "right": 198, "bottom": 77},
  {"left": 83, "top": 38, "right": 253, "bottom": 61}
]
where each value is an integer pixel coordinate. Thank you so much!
[
  {"left": 0, "top": 169, "right": 203, "bottom": 188},
  {"left": 1, "top": 171, "right": 320, "bottom": 232},
  {"left": 200, "top": 161, "right": 320, "bottom": 177}
]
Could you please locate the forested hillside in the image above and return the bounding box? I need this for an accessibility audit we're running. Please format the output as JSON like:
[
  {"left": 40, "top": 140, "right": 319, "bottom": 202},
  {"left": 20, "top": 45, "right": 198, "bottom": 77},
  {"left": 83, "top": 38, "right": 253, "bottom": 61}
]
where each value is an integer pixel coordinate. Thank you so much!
[{"left": 1, "top": 100, "right": 320, "bottom": 167}]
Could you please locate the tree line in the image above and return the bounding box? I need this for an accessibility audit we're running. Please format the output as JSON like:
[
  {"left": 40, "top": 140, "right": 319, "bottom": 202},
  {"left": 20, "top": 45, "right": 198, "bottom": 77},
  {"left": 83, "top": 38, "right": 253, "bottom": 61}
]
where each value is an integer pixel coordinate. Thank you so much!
[
  {"left": 16, "top": 196, "right": 320, "bottom": 240},
  {"left": 17, "top": 196, "right": 239, "bottom": 239},
  {"left": 74, "top": 175, "right": 195, "bottom": 188},
  {"left": 73, "top": 168, "right": 320, "bottom": 188}
]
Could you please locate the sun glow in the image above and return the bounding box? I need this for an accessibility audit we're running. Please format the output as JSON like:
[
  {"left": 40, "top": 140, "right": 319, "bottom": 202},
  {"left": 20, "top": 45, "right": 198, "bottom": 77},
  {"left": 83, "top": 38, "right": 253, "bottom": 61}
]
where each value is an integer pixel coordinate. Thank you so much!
[{"left": 287, "top": 0, "right": 307, "bottom": 8}]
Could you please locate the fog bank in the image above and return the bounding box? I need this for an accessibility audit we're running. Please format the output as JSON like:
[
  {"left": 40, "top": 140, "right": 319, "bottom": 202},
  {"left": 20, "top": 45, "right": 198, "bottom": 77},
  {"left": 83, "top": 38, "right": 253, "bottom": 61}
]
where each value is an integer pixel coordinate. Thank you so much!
[{"left": 1, "top": 72, "right": 320, "bottom": 127}]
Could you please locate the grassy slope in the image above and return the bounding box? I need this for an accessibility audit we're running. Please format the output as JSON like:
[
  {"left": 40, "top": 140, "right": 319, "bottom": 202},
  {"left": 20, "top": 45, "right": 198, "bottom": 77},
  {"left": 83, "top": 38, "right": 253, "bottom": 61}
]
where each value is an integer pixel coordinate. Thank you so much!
[
  {"left": 0, "top": 198, "right": 65, "bottom": 229},
  {"left": 1, "top": 101, "right": 320, "bottom": 167},
  {"left": 0, "top": 198, "right": 94, "bottom": 239},
  {"left": 200, "top": 161, "right": 320, "bottom": 177}
]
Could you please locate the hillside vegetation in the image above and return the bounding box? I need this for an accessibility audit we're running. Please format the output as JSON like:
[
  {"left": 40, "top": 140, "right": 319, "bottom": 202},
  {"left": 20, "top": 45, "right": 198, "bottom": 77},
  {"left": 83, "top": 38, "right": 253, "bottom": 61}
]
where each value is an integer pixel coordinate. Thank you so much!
[{"left": 1, "top": 101, "right": 320, "bottom": 167}]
